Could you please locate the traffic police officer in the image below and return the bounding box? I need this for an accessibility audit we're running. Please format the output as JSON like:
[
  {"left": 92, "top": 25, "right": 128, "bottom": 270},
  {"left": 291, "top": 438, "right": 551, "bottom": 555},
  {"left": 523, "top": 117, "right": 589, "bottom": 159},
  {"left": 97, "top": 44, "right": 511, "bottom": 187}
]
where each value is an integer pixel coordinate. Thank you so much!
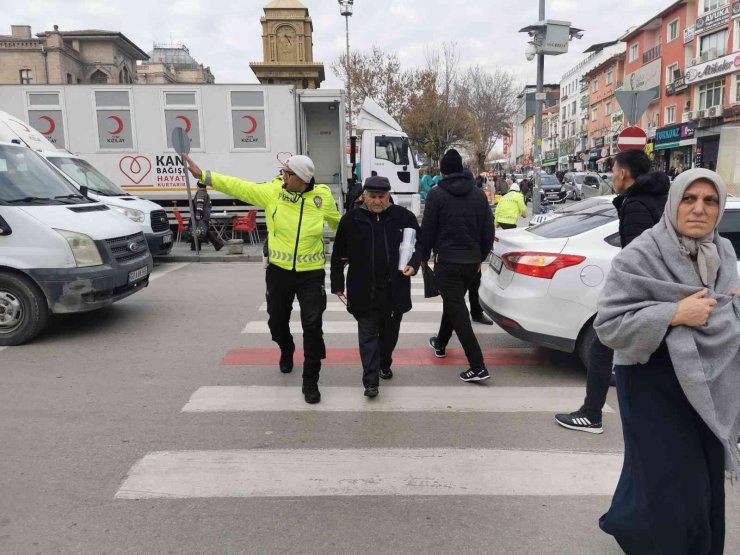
[{"left": 182, "top": 153, "right": 341, "bottom": 404}]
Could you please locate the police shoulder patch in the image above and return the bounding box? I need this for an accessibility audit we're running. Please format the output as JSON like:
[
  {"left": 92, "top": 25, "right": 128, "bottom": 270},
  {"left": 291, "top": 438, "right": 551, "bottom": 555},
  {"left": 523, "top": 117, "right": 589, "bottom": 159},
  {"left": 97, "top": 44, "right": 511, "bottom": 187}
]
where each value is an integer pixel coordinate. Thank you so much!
[{"left": 313, "top": 195, "right": 322, "bottom": 208}]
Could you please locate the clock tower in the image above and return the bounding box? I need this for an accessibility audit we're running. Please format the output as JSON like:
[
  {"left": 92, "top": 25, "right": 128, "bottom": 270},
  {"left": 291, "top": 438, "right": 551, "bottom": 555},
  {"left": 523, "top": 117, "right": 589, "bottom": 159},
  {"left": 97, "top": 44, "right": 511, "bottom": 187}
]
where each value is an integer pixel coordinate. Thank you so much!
[{"left": 249, "top": 0, "right": 325, "bottom": 89}]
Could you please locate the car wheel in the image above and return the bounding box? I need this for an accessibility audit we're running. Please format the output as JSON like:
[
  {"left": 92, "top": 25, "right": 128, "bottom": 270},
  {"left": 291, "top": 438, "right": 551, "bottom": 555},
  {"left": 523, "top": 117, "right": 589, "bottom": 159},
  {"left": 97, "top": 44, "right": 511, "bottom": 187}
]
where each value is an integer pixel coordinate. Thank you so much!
[
  {"left": 0, "top": 272, "right": 48, "bottom": 346},
  {"left": 576, "top": 319, "right": 598, "bottom": 372}
]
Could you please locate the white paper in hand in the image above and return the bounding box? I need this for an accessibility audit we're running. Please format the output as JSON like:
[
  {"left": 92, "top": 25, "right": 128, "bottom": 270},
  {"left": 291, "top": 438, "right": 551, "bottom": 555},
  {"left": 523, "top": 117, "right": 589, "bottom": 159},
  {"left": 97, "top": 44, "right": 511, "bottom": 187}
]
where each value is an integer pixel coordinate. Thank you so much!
[{"left": 398, "top": 227, "right": 416, "bottom": 271}]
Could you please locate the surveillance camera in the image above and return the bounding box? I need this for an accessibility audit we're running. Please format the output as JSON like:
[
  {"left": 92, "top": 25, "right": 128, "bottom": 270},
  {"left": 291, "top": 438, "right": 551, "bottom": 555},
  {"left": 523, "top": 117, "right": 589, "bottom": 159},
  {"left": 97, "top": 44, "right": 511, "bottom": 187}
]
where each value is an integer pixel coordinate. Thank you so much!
[{"left": 525, "top": 43, "right": 537, "bottom": 61}]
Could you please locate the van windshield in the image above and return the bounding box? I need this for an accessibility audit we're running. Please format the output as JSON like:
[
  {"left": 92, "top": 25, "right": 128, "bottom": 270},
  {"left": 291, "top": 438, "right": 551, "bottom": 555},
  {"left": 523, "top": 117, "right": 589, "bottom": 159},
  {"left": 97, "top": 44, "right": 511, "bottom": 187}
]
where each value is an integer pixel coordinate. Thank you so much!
[
  {"left": 0, "top": 145, "right": 88, "bottom": 205},
  {"left": 47, "top": 156, "right": 126, "bottom": 196}
]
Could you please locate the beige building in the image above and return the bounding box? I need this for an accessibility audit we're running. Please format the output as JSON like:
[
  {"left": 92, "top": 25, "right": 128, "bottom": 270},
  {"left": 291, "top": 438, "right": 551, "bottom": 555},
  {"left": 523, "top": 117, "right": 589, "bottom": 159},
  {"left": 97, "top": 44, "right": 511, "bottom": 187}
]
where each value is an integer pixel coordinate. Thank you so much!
[
  {"left": 136, "top": 43, "right": 214, "bottom": 84},
  {"left": 0, "top": 25, "right": 148, "bottom": 85},
  {"left": 249, "top": 0, "right": 325, "bottom": 89}
]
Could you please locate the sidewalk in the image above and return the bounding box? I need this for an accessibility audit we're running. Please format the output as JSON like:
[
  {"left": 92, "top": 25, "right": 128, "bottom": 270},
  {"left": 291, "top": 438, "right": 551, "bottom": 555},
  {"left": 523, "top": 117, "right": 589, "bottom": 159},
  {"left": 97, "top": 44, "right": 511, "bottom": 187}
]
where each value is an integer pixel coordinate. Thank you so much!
[{"left": 154, "top": 241, "right": 265, "bottom": 263}]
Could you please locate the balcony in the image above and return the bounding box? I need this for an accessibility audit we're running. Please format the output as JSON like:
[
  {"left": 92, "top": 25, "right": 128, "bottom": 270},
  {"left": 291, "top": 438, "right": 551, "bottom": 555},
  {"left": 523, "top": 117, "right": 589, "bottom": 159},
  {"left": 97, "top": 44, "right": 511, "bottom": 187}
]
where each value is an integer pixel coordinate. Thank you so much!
[{"left": 642, "top": 44, "right": 661, "bottom": 65}]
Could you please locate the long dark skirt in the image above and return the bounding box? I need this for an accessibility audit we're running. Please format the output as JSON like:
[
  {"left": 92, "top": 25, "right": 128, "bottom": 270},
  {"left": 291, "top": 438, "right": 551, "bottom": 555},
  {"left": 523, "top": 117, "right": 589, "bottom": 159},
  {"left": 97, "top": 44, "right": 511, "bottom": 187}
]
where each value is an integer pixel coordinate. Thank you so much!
[{"left": 601, "top": 347, "right": 726, "bottom": 554}]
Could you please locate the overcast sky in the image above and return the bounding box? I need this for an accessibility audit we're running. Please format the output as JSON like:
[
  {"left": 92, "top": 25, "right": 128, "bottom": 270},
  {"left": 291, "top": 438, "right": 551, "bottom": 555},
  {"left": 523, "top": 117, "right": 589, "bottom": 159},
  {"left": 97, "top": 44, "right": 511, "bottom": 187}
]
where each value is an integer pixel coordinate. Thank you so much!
[{"left": 6, "top": 0, "right": 674, "bottom": 88}]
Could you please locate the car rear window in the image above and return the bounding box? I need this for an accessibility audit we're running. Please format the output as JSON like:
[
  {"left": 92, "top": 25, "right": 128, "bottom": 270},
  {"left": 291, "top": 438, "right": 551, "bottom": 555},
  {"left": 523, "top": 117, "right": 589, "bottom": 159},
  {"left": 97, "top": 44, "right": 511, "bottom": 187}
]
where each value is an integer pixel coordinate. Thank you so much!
[
  {"left": 718, "top": 209, "right": 740, "bottom": 259},
  {"left": 529, "top": 203, "right": 617, "bottom": 238}
]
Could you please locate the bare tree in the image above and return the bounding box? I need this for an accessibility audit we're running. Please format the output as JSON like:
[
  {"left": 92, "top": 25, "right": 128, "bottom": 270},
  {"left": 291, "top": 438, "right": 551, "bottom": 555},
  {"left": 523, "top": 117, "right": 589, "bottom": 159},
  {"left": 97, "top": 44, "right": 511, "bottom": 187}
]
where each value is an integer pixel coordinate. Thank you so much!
[
  {"left": 332, "top": 46, "right": 418, "bottom": 126},
  {"left": 403, "top": 43, "right": 475, "bottom": 171},
  {"left": 457, "top": 67, "right": 520, "bottom": 174}
]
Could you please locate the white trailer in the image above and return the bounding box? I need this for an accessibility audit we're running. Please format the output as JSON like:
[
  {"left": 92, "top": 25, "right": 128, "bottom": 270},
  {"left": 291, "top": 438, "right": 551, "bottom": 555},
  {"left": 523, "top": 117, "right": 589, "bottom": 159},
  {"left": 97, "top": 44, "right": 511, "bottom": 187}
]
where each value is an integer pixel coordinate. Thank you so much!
[{"left": 0, "top": 85, "right": 421, "bottom": 217}]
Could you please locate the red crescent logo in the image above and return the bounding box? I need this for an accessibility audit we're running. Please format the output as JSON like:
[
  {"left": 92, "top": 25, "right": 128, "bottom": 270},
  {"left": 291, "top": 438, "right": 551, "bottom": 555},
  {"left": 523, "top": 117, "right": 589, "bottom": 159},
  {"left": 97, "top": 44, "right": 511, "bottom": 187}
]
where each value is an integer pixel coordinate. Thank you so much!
[
  {"left": 175, "top": 115, "right": 192, "bottom": 134},
  {"left": 107, "top": 115, "right": 124, "bottom": 135},
  {"left": 242, "top": 115, "right": 258, "bottom": 135},
  {"left": 39, "top": 115, "right": 56, "bottom": 136}
]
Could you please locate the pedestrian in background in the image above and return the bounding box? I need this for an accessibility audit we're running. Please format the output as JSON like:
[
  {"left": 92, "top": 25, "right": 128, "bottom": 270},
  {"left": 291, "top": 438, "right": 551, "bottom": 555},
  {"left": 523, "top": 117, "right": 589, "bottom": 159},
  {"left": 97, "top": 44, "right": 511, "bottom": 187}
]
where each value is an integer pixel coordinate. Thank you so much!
[
  {"left": 182, "top": 153, "right": 341, "bottom": 405},
  {"left": 330, "top": 176, "right": 420, "bottom": 398},
  {"left": 421, "top": 148, "right": 494, "bottom": 383},
  {"left": 555, "top": 149, "right": 670, "bottom": 433},
  {"left": 494, "top": 182, "right": 527, "bottom": 229},
  {"left": 595, "top": 168, "right": 740, "bottom": 553}
]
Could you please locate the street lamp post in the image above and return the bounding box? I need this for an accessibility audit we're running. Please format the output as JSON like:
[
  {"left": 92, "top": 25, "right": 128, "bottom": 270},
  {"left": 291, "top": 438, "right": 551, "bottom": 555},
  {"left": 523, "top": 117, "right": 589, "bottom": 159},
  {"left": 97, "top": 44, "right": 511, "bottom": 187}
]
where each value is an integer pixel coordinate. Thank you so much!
[{"left": 338, "top": 0, "right": 354, "bottom": 133}]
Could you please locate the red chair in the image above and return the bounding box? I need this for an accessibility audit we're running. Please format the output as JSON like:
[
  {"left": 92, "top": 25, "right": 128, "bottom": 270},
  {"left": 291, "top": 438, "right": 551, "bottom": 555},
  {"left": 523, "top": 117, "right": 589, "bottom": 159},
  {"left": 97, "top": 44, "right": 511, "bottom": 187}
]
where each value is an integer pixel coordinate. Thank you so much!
[
  {"left": 172, "top": 208, "right": 190, "bottom": 246},
  {"left": 232, "top": 211, "right": 258, "bottom": 245}
]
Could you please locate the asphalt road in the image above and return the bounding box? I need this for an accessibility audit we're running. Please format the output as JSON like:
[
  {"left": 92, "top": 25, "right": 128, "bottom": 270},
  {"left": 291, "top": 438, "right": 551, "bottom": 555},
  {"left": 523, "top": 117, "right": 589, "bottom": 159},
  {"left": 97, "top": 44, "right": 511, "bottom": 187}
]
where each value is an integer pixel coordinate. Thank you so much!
[{"left": 1, "top": 231, "right": 738, "bottom": 554}]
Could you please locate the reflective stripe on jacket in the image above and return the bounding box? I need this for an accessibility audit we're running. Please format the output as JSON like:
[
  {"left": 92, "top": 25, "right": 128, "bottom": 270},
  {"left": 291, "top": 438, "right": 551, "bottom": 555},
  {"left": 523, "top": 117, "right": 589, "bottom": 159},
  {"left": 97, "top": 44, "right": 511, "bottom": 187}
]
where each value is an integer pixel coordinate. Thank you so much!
[
  {"left": 494, "top": 191, "right": 527, "bottom": 226},
  {"left": 201, "top": 171, "right": 341, "bottom": 271}
]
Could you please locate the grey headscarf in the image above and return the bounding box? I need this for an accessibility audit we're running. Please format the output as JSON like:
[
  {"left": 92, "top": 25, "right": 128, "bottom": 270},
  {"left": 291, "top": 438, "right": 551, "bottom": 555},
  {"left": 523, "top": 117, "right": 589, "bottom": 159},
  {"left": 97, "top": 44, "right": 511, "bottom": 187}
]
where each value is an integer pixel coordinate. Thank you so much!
[{"left": 664, "top": 168, "right": 726, "bottom": 288}]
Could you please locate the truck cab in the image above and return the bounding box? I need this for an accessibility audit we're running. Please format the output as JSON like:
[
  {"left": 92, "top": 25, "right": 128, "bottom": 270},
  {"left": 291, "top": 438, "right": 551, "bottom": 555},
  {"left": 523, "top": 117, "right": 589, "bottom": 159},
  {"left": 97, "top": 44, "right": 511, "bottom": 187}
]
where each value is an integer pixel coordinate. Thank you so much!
[
  {"left": 356, "top": 98, "right": 421, "bottom": 215},
  {"left": 0, "top": 133, "right": 152, "bottom": 345},
  {"left": 0, "top": 111, "right": 173, "bottom": 256}
]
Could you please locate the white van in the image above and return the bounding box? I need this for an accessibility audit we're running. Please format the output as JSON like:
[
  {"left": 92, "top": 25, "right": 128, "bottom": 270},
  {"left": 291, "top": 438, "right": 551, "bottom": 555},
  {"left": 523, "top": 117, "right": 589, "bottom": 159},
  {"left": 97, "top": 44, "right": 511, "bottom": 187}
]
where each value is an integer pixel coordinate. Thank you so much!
[
  {"left": 0, "top": 136, "right": 152, "bottom": 345},
  {"left": 0, "top": 111, "right": 173, "bottom": 256}
]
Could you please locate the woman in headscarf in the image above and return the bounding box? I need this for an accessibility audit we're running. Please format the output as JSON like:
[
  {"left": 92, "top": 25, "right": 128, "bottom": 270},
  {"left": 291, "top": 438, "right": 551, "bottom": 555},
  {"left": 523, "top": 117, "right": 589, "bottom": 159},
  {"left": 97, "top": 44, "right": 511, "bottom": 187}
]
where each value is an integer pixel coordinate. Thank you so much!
[{"left": 594, "top": 168, "right": 740, "bottom": 554}]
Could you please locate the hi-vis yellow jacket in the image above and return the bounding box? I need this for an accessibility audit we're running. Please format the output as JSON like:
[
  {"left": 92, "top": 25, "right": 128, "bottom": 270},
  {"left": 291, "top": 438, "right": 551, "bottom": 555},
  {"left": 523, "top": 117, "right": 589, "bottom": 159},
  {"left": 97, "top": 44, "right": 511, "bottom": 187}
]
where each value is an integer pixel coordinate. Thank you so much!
[
  {"left": 494, "top": 190, "right": 528, "bottom": 226},
  {"left": 200, "top": 171, "right": 341, "bottom": 272}
]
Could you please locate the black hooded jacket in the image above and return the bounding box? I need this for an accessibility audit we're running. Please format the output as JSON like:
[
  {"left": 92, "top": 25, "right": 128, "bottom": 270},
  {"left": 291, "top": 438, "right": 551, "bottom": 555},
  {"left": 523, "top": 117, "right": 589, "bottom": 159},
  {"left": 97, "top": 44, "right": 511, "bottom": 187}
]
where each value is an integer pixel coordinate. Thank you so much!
[
  {"left": 420, "top": 173, "right": 494, "bottom": 264},
  {"left": 330, "top": 204, "right": 421, "bottom": 316},
  {"left": 612, "top": 171, "right": 670, "bottom": 248}
]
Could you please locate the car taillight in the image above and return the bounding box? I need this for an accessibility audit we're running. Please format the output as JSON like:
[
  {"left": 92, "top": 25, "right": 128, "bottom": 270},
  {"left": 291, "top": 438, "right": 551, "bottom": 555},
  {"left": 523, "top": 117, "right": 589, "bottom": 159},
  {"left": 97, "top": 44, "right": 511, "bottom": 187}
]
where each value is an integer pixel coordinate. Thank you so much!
[{"left": 501, "top": 251, "right": 586, "bottom": 279}]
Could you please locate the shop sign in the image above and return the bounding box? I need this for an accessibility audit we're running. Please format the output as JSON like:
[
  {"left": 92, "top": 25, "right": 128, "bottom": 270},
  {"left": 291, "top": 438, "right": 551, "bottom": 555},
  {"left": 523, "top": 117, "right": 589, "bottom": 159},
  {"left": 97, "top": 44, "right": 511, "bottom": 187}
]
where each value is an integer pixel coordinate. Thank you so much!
[
  {"left": 623, "top": 58, "right": 662, "bottom": 91},
  {"left": 695, "top": 5, "right": 730, "bottom": 35},
  {"left": 543, "top": 150, "right": 557, "bottom": 163},
  {"left": 684, "top": 25, "right": 695, "bottom": 43},
  {"left": 580, "top": 95, "right": 589, "bottom": 109},
  {"left": 655, "top": 123, "right": 695, "bottom": 148},
  {"left": 685, "top": 52, "right": 740, "bottom": 85},
  {"left": 666, "top": 76, "right": 688, "bottom": 96},
  {"left": 593, "top": 137, "right": 605, "bottom": 148}
]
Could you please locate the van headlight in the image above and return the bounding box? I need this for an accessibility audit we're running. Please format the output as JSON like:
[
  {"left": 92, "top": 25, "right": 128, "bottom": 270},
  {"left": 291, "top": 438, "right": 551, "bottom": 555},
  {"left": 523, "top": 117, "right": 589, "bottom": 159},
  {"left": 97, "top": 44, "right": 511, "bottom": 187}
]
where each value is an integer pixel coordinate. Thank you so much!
[
  {"left": 111, "top": 206, "right": 145, "bottom": 223},
  {"left": 54, "top": 229, "right": 103, "bottom": 267}
]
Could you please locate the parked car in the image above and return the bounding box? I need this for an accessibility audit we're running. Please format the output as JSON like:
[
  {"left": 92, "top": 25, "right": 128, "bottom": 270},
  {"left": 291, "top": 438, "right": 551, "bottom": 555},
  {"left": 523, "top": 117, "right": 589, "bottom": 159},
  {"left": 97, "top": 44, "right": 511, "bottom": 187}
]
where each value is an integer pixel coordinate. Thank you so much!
[
  {"left": 563, "top": 172, "right": 605, "bottom": 200},
  {"left": 538, "top": 173, "right": 567, "bottom": 203},
  {"left": 479, "top": 197, "right": 740, "bottom": 371},
  {"left": 529, "top": 195, "right": 615, "bottom": 226}
]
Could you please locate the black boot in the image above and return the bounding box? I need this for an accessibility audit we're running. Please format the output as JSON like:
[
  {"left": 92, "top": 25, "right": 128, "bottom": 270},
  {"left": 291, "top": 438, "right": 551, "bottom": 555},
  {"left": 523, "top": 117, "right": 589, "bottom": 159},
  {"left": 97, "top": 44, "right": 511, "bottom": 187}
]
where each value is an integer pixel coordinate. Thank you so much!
[
  {"left": 279, "top": 348, "right": 294, "bottom": 374},
  {"left": 302, "top": 384, "right": 321, "bottom": 404}
]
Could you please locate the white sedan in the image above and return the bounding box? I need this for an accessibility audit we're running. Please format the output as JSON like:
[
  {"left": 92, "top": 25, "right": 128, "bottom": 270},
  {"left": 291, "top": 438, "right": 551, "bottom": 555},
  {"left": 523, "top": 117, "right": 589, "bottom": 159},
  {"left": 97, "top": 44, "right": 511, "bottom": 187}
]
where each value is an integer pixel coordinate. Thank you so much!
[{"left": 480, "top": 197, "right": 740, "bottom": 369}]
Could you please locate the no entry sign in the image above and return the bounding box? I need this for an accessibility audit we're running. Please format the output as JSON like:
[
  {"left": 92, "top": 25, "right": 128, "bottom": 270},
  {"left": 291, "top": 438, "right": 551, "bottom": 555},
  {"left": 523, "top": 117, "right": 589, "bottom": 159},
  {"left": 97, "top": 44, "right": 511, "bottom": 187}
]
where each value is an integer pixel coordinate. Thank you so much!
[{"left": 617, "top": 126, "right": 648, "bottom": 151}]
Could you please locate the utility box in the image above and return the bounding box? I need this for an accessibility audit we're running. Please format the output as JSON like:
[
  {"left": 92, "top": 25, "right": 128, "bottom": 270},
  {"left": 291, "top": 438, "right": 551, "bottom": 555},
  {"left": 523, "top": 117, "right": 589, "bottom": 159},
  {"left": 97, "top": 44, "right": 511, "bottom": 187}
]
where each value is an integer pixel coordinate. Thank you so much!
[{"left": 541, "top": 20, "right": 572, "bottom": 55}]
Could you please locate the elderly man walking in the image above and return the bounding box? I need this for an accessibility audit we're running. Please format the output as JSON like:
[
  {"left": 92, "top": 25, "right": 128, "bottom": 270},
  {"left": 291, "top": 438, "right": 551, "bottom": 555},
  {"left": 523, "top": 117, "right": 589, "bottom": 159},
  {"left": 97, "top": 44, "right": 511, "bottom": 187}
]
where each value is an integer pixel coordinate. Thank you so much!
[
  {"left": 330, "top": 176, "right": 421, "bottom": 398},
  {"left": 422, "top": 149, "right": 495, "bottom": 383}
]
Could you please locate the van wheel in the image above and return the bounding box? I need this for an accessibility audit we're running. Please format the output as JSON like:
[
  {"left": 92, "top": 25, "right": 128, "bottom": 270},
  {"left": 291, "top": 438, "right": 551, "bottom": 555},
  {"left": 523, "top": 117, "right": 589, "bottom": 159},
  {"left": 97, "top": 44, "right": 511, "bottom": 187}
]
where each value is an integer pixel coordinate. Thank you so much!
[
  {"left": 575, "top": 319, "right": 598, "bottom": 371},
  {"left": 0, "top": 272, "right": 48, "bottom": 346}
]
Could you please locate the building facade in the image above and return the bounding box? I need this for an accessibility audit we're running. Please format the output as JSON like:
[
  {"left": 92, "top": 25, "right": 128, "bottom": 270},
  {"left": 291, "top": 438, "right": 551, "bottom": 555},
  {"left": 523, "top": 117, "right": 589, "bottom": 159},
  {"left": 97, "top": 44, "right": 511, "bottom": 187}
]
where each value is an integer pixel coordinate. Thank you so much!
[
  {"left": 136, "top": 43, "right": 214, "bottom": 84},
  {"left": 584, "top": 52, "right": 626, "bottom": 171},
  {"left": 249, "top": 0, "right": 325, "bottom": 89},
  {"left": 0, "top": 25, "right": 147, "bottom": 85}
]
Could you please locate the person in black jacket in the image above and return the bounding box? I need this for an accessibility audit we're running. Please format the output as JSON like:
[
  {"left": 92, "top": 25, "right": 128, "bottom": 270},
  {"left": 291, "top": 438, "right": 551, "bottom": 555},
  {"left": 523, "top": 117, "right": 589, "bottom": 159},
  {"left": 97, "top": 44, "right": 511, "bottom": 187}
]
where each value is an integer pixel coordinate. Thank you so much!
[
  {"left": 555, "top": 149, "right": 670, "bottom": 433},
  {"left": 330, "top": 176, "right": 421, "bottom": 398},
  {"left": 190, "top": 182, "right": 224, "bottom": 251},
  {"left": 421, "top": 149, "right": 495, "bottom": 383}
]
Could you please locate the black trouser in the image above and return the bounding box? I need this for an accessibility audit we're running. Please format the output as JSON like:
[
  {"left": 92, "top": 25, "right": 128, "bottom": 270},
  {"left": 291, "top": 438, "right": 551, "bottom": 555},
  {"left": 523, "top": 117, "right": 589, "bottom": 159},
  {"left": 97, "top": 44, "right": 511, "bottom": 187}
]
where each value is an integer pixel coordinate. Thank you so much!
[
  {"left": 265, "top": 264, "right": 327, "bottom": 385},
  {"left": 580, "top": 335, "right": 614, "bottom": 421},
  {"left": 467, "top": 269, "right": 483, "bottom": 318},
  {"left": 498, "top": 223, "right": 517, "bottom": 229},
  {"left": 191, "top": 229, "right": 223, "bottom": 250},
  {"left": 354, "top": 291, "right": 403, "bottom": 388},
  {"left": 435, "top": 262, "right": 485, "bottom": 369}
]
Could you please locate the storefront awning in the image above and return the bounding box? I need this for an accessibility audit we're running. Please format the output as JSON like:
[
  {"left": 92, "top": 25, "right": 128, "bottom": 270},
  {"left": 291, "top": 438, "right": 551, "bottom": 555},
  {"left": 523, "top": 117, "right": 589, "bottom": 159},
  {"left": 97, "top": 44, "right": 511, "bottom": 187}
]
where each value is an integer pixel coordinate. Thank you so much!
[
  {"left": 654, "top": 138, "right": 697, "bottom": 151},
  {"left": 542, "top": 160, "right": 558, "bottom": 167}
]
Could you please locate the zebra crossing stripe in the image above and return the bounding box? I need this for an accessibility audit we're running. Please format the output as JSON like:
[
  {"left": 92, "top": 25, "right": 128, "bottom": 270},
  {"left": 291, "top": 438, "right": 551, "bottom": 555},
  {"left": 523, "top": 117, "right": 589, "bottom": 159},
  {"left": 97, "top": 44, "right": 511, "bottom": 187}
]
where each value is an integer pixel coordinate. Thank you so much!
[
  {"left": 242, "top": 321, "right": 506, "bottom": 334},
  {"left": 182, "top": 386, "right": 614, "bottom": 414},
  {"left": 259, "top": 302, "right": 444, "bottom": 312},
  {"left": 114, "top": 448, "right": 622, "bottom": 499}
]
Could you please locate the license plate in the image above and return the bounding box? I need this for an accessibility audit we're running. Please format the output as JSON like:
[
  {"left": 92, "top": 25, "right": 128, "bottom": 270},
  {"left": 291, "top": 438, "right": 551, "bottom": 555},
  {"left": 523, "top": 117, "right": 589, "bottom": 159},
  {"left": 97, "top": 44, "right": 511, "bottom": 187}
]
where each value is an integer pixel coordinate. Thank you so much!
[
  {"left": 490, "top": 254, "right": 503, "bottom": 273},
  {"left": 128, "top": 266, "right": 148, "bottom": 283},
  {"left": 546, "top": 193, "right": 559, "bottom": 199},
  {"left": 162, "top": 233, "right": 172, "bottom": 245}
]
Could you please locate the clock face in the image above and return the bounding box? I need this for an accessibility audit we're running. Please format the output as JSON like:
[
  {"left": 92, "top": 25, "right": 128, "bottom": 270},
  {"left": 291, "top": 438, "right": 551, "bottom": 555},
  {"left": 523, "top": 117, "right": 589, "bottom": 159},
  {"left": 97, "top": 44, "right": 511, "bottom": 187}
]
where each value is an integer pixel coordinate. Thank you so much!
[{"left": 277, "top": 27, "right": 296, "bottom": 49}]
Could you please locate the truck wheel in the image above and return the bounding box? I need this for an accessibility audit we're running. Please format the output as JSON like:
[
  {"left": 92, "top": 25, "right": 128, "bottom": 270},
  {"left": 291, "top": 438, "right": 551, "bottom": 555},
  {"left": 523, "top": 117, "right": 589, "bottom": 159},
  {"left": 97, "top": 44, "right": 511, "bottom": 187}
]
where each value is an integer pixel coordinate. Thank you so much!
[{"left": 0, "top": 272, "right": 48, "bottom": 346}]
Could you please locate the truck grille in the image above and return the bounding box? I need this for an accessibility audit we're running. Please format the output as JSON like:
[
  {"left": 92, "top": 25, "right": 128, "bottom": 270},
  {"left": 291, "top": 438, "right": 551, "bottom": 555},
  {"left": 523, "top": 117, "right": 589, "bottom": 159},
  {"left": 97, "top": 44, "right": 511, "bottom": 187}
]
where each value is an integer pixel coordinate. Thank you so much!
[
  {"left": 105, "top": 232, "right": 149, "bottom": 264},
  {"left": 150, "top": 210, "right": 170, "bottom": 232}
]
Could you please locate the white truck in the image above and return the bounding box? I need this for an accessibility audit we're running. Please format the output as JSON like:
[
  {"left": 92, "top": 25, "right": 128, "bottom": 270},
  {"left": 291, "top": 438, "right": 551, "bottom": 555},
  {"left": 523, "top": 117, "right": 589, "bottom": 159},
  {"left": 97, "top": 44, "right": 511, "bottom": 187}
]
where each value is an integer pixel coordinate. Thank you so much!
[
  {"left": 0, "top": 111, "right": 174, "bottom": 256},
  {"left": 0, "top": 85, "right": 421, "bottom": 219},
  {"left": 0, "top": 120, "right": 153, "bottom": 346}
]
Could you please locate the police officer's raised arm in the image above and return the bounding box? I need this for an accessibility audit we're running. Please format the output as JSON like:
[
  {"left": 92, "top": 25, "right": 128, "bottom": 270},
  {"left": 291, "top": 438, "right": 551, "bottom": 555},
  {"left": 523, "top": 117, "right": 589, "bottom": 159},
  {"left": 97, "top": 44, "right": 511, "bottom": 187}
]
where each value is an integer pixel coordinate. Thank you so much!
[{"left": 183, "top": 153, "right": 275, "bottom": 209}]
